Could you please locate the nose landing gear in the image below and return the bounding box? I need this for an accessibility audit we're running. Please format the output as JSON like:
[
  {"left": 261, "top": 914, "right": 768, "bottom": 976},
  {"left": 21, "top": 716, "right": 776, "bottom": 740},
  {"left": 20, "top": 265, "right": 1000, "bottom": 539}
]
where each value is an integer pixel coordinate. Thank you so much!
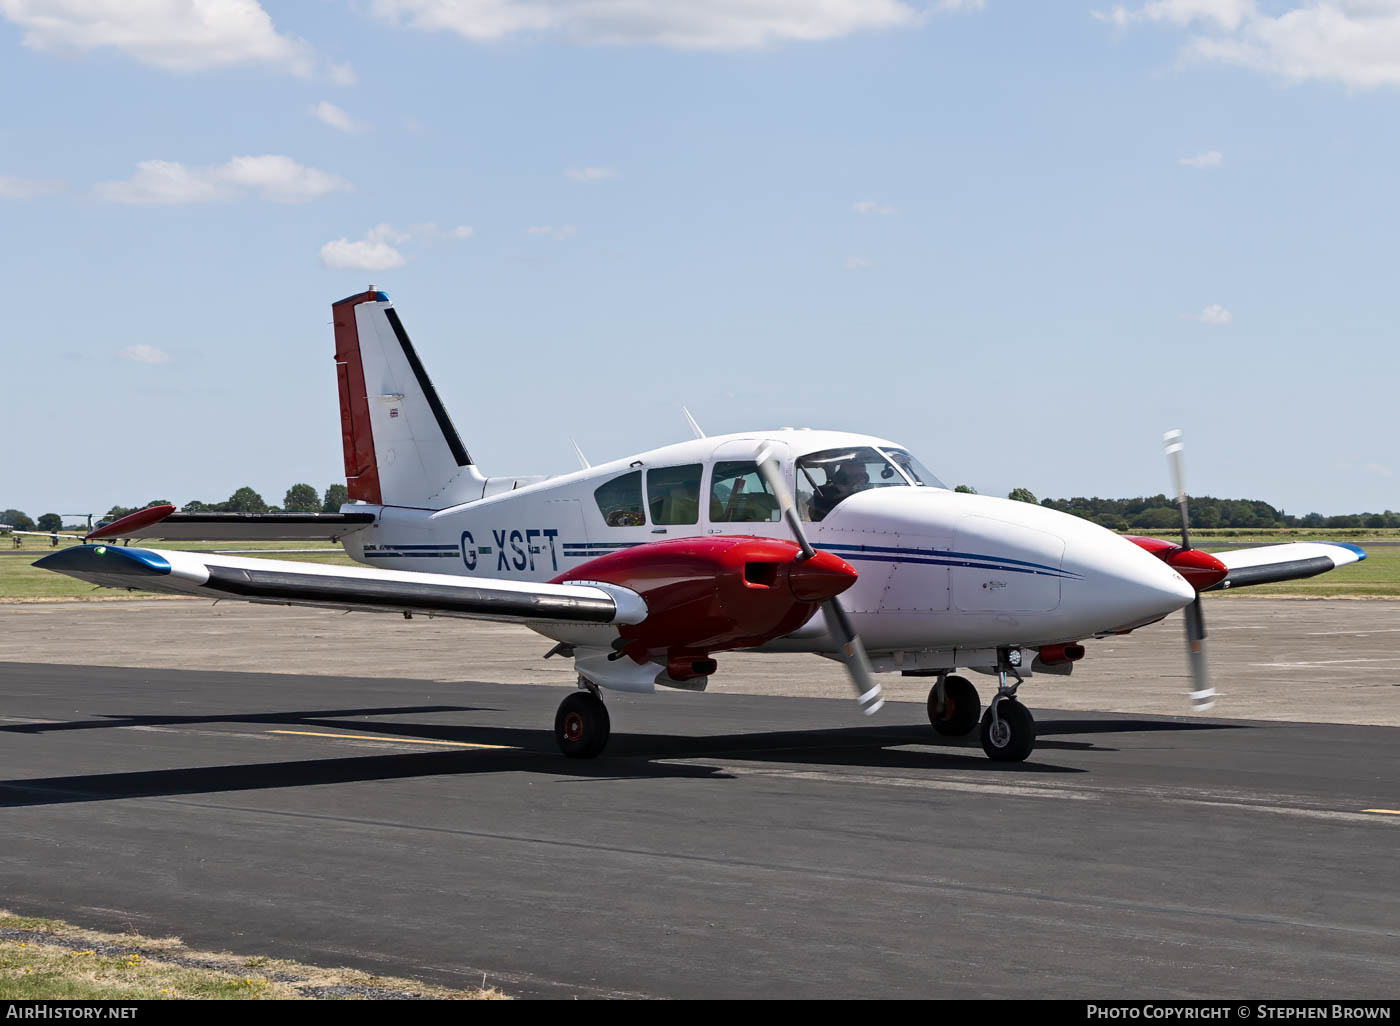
[
  {"left": 979, "top": 662, "right": 1035, "bottom": 762},
  {"left": 555, "top": 679, "right": 611, "bottom": 759}
]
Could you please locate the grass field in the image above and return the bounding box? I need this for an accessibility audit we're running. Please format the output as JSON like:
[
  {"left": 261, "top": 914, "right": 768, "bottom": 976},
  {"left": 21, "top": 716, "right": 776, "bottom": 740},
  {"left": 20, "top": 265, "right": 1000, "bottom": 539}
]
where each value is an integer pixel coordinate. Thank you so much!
[
  {"left": 0, "top": 910, "right": 504, "bottom": 999},
  {"left": 2, "top": 531, "right": 1395, "bottom": 599}
]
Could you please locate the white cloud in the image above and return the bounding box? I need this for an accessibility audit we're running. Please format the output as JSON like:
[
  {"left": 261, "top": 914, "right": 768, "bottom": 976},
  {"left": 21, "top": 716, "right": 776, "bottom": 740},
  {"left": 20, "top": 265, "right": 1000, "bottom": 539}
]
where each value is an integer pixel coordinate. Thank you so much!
[
  {"left": 1361, "top": 462, "right": 1393, "bottom": 478},
  {"left": 1100, "top": 2, "right": 1400, "bottom": 90},
  {"left": 310, "top": 100, "right": 364, "bottom": 133},
  {"left": 1179, "top": 150, "right": 1223, "bottom": 167},
  {"left": 1183, "top": 303, "right": 1233, "bottom": 324},
  {"left": 371, "top": 0, "right": 928, "bottom": 49},
  {"left": 1094, "top": 0, "right": 1255, "bottom": 30},
  {"left": 844, "top": 256, "right": 874, "bottom": 270},
  {"left": 320, "top": 222, "right": 473, "bottom": 270},
  {"left": 528, "top": 225, "right": 576, "bottom": 240},
  {"left": 320, "top": 237, "right": 407, "bottom": 272},
  {"left": 566, "top": 166, "right": 617, "bottom": 182},
  {"left": 0, "top": 0, "right": 315, "bottom": 75},
  {"left": 0, "top": 176, "right": 65, "bottom": 199},
  {"left": 327, "top": 60, "right": 358, "bottom": 86},
  {"left": 852, "top": 199, "right": 895, "bottom": 215},
  {"left": 95, "top": 155, "right": 351, "bottom": 205},
  {"left": 120, "top": 344, "right": 173, "bottom": 365}
]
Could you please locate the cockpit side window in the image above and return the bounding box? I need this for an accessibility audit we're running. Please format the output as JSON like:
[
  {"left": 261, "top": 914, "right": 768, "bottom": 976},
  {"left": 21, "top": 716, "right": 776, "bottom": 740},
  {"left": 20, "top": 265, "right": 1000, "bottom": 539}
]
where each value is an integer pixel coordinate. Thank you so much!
[
  {"left": 710, "top": 461, "right": 779, "bottom": 523},
  {"left": 594, "top": 470, "right": 645, "bottom": 527},
  {"left": 647, "top": 464, "right": 702, "bottom": 525},
  {"left": 796, "top": 446, "right": 908, "bottom": 522}
]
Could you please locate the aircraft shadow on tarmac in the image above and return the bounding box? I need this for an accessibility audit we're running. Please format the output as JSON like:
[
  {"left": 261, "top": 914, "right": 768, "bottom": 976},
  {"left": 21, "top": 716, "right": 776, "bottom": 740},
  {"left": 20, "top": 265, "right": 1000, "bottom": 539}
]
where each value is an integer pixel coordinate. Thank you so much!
[{"left": 0, "top": 706, "right": 1249, "bottom": 809}]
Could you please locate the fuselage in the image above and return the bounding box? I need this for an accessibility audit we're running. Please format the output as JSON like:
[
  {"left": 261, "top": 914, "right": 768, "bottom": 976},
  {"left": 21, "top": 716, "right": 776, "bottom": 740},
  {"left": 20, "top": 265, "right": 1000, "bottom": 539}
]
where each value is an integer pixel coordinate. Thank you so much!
[{"left": 340, "top": 429, "right": 1195, "bottom": 663}]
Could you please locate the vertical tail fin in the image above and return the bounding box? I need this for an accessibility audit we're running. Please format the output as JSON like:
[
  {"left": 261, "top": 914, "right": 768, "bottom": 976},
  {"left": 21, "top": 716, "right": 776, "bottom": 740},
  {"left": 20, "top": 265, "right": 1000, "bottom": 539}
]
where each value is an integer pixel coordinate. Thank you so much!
[{"left": 332, "top": 289, "right": 485, "bottom": 508}]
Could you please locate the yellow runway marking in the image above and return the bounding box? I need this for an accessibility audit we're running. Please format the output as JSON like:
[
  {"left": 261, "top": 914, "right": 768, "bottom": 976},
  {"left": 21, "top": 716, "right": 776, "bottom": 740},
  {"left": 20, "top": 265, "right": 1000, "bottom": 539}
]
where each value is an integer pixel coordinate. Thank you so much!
[
  {"left": 1362, "top": 809, "right": 1400, "bottom": 815},
  {"left": 268, "top": 730, "right": 510, "bottom": 749}
]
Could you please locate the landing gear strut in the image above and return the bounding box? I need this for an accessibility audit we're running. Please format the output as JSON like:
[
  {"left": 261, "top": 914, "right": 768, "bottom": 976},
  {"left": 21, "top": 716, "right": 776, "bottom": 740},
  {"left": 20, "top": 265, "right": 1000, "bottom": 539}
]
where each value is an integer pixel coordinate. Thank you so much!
[
  {"left": 927, "top": 674, "right": 980, "bottom": 737},
  {"left": 555, "top": 680, "right": 611, "bottom": 759},
  {"left": 979, "top": 657, "right": 1035, "bottom": 762}
]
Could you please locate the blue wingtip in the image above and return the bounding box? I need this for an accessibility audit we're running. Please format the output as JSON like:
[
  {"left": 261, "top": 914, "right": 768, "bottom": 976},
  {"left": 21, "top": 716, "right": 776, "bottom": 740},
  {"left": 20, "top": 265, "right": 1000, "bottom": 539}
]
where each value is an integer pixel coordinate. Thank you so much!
[
  {"left": 34, "top": 544, "right": 171, "bottom": 576},
  {"left": 1319, "top": 541, "right": 1367, "bottom": 561}
]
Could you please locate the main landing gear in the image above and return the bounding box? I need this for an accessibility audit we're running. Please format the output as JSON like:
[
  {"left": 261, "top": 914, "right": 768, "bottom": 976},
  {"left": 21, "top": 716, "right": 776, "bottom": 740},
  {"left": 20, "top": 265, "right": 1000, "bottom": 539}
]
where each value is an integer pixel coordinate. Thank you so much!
[
  {"left": 927, "top": 675, "right": 981, "bottom": 737},
  {"left": 554, "top": 680, "right": 611, "bottom": 759}
]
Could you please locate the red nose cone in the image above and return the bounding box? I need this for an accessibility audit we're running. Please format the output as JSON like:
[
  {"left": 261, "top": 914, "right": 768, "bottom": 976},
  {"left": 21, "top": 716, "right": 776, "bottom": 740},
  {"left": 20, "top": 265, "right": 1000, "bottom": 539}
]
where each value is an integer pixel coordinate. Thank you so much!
[
  {"left": 1165, "top": 548, "right": 1229, "bottom": 592},
  {"left": 788, "top": 550, "right": 858, "bottom": 602}
]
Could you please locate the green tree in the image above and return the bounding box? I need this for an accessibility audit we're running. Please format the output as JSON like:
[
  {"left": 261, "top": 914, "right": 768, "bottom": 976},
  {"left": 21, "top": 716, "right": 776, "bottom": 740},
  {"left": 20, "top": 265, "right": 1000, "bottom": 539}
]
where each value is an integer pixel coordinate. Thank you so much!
[
  {"left": 104, "top": 505, "right": 136, "bottom": 522},
  {"left": 1130, "top": 507, "right": 1182, "bottom": 531},
  {"left": 322, "top": 483, "right": 349, "bottom": 512},
  {"left": 283, "top": 483, "right": 321, "bottom": 513},
  {"left": 37, "top": 513, "right": 62, "bottom": 532},
  {"left": 954, "top": 484, "right": 977, "bottom": 494},
  {"left": 143, "top": 499, "right": 172, "bottom": 509},
  {"left": 223, "top": 487, "right": 268, "bottom": 513},
  {"left": 1, "top": 509, "right": 36, "bottom": 531},
  {"left": 1007, "top": 487, "right": 1038, "bottom": 504},
  {"left": 181, "top": 500, "right": 213, "bottom": 512}
]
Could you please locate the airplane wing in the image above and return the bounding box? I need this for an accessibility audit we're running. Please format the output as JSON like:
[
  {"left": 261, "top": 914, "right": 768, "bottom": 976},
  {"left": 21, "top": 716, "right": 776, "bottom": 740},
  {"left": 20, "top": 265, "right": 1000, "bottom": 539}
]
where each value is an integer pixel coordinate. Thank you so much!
[
  {"left": 86, "top": 505, "right": 375, "bottom": 542},
  {"left": 1204, "top": 542, "right": 1367, "bottom": 590},
  {"left": 34, "top": 545, "right": 646, "bottom": 627},
  {"left": 8, "top": 530, "right": 85, "bottom": 539}
]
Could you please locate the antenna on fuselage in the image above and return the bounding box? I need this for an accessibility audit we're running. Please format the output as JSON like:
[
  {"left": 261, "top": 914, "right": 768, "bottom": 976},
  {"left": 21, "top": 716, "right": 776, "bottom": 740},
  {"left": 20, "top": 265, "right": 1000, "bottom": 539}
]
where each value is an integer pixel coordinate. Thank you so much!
[
  {"left": 682, "top": 406, "right": 706, "bottom": 439},
  {"left": 569, "top": 437, "right": 591, "bottom": 470}
]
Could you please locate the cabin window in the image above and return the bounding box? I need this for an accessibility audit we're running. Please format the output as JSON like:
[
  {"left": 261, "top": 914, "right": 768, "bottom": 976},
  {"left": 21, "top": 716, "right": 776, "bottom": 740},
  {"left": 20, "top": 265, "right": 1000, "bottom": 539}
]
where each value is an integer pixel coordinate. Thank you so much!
[
  {"left": 796, "top": 446, "right": 909, "bottom": 522},
  {"left": 647, "top": 464, "right": 702, "bottom": 525},
  {"left": 710, "top": 461, "right": 779, "bottom": 523},
  {"left": 594, "top": 470, "right": 645, "bottom": 527}
]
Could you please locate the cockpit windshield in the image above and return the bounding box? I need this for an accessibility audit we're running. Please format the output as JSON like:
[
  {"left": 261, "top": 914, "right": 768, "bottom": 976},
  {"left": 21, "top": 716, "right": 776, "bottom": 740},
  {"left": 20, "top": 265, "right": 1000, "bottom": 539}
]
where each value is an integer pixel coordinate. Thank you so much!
[
  {"left": 882, "top": 449, "right": 946, "bottom": 490},
  {"left": 796, "top": 446, "right": 906, "bottom": 522}
]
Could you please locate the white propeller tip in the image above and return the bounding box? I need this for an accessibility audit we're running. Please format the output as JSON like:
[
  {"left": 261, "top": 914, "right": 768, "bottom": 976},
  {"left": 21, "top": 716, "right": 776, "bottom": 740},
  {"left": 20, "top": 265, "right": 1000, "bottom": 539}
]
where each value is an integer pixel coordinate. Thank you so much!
[
  {"left": 1189, "top": 687, "right": 1216, "bottom": 712},
  {"left": 858, "top": 685, "right": 884, "bottom": 716}
]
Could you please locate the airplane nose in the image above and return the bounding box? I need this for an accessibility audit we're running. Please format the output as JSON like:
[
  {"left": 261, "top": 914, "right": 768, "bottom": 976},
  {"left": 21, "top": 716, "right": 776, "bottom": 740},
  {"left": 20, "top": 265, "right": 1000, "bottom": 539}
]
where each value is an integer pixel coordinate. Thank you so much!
[
  {"left": 787, "top": 550, "right": 858, "bottom": 602},
  {"left": 1068, "top": 531, "right": 1197, "bottom": 630}
]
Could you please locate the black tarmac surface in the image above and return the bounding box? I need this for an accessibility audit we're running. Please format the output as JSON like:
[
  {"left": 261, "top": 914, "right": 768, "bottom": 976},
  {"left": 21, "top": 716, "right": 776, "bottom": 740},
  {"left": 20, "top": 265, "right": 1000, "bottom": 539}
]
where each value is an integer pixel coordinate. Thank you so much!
[{"left": 0, "top": 662, "right": 1395, "bottom": 999}]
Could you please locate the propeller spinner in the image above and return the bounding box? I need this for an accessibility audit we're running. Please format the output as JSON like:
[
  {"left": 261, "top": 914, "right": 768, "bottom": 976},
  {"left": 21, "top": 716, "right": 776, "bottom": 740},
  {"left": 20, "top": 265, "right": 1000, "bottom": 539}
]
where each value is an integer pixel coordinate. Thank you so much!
[{"left": 756, "top": 447, "right": 884, "bottom": 716}]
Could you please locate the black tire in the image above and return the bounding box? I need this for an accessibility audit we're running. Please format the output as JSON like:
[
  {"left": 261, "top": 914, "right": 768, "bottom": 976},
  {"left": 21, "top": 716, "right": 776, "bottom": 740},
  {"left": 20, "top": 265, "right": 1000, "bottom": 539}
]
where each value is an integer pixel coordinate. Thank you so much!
[
  {"left": 555, "top": 691, "right": 611, "bottom": 759},
  {"left": 928, "top": 675, "right": 980, "bottom": 737},
  {"left": 979, "top": 699, "right": 1035, "bottom": 762}
]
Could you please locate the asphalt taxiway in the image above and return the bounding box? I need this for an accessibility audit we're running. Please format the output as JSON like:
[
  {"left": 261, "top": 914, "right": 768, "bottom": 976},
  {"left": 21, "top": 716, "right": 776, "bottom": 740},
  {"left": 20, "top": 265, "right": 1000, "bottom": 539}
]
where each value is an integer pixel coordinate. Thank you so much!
[{"left": 0, "top": 662, "right": 1395, "bottom": 998}]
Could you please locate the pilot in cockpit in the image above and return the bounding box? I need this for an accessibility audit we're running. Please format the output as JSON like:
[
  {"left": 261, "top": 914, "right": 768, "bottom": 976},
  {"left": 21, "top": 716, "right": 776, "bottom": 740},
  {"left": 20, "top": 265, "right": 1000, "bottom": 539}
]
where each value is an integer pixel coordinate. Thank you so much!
[{"left": 809, "top": 461, "right": 871, "bottom": 521}]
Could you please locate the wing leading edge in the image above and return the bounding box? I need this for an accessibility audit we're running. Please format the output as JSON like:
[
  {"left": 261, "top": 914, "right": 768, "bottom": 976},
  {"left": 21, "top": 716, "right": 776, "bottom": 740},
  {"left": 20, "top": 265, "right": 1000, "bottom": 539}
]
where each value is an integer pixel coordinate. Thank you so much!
[{"left": 35, "top": 545, "right": 647, "bottom": 626}]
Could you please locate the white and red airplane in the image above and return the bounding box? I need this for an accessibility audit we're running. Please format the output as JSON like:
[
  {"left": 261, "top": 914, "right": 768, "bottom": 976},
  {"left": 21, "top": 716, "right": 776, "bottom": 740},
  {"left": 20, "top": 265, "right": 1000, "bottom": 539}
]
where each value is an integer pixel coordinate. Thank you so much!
[{"left": 38, "top": 289, "right": 1366, "bottom": 762}]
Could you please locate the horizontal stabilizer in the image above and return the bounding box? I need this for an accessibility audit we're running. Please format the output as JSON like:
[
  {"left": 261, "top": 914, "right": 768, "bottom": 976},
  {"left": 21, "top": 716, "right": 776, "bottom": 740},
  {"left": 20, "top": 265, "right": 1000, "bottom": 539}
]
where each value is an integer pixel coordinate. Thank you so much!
[
  {"left": 35, "top": 545, "right": 647, "bottom": 626},
  {"left": 89, "top": 511, "right": 376, "bottom": 542}
]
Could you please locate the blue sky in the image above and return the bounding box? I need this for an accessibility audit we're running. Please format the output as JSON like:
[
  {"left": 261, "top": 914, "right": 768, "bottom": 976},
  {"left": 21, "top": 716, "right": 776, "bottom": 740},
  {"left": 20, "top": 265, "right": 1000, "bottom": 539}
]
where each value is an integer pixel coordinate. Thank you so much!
[{"left": 2, "top": 1, "right": 1397, "bottom": 518}]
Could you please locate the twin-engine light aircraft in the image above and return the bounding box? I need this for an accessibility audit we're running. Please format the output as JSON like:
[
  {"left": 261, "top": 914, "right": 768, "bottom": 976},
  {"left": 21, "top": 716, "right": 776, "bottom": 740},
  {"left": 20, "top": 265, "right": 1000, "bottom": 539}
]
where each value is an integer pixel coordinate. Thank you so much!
[{"left": 38, "top": 289, "right": 1366, "bottom": 762}]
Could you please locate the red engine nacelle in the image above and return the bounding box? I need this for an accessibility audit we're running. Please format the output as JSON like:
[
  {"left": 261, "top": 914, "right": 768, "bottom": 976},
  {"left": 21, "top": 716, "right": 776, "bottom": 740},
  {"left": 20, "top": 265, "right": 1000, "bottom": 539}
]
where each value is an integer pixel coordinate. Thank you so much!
[
  {"left": 552, "top": 536, "right": 857, "bottom": 671},
  {"left": 1124, "top": 536, "right": 1228, "bottom": 592}
]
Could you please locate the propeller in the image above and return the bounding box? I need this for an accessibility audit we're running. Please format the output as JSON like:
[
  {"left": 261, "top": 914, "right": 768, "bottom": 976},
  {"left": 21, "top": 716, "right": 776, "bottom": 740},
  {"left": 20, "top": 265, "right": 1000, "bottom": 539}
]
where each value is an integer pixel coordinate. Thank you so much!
[
  {"left": 756, "top": 447, "right": 884, "bottom": 716},
  {"left": 1164, "top": 429, "right": 1215, "bottom": 712}
]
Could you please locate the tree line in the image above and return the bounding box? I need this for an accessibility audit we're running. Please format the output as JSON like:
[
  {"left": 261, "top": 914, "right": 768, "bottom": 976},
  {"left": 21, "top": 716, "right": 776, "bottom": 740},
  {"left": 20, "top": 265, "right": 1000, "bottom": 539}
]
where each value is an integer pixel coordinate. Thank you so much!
[
  {"left": 977, "top": 487, "right": 1400, "bottom": 531},
  {"left": 1, "top": 483, "right": 350, "bottom": 532},
  {"left": 6, "top": 482, "right": 1397, "bottom": 534}
]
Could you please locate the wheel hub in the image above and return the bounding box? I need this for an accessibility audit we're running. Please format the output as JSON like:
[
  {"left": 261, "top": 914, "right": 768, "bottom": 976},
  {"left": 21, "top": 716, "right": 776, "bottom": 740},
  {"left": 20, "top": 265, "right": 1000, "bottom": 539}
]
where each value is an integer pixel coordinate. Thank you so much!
[{"left": 563, "top": 711, "right": 584, "bottom": 742}]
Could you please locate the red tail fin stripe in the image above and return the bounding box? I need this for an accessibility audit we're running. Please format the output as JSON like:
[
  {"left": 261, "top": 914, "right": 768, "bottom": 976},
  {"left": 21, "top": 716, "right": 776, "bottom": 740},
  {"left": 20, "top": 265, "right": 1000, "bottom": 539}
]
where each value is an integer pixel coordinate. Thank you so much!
[{"left": 332, "top": 291, "right": 383, "bottom": 505}]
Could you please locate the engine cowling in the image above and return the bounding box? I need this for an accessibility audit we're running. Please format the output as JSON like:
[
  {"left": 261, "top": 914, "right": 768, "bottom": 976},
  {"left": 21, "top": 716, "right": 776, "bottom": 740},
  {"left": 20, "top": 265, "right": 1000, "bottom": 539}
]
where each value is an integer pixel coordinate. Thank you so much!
[
  {"left": 552, "top": 536, "right": 857, "bottom": 668},
  {"left": 1124, "top": 536, "right": 1228, "bottom": 592}
]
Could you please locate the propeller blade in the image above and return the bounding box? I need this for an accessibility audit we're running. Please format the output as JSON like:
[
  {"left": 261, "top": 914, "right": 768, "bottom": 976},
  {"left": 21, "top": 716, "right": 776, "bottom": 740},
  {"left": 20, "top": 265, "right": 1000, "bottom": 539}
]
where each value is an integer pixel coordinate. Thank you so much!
[
  {"left": 756, "top": 445, "right": 882, "bottom": 715},
  {"left": 1183, "top": 596, "right": 1214, "bottom": 712},
  {"left": 755, "top": 446, "right": 816, "bottom": 560},
  {"left": 1163, "top": 429, "right": 1193, "bottom": 551},
  {"left": 1165, "top": 430, "right": 1214, "bottom": 711},
  {"left": 823, "top": 598, "right": 884, "bottom": 716}
]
